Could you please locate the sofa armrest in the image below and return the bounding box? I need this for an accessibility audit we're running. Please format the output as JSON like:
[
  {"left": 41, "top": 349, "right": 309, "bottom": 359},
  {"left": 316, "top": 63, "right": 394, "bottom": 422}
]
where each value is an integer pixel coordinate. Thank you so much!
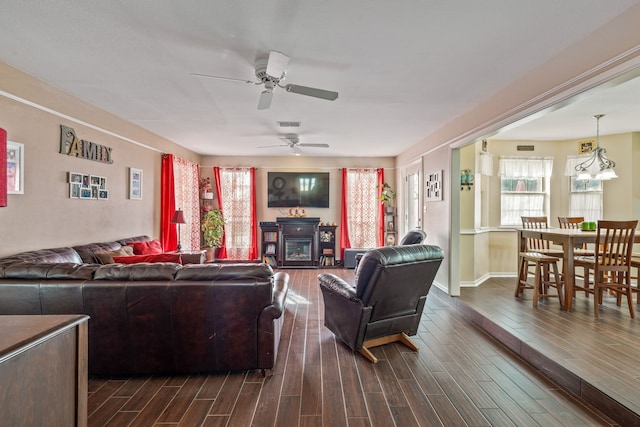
[{"left": 257, "top": 271, "right": 290, "bottom": 370}]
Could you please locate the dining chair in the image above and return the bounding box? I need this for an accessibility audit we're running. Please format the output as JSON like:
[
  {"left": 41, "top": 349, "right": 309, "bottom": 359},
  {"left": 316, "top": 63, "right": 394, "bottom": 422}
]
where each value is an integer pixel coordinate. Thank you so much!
[
  {"left": 630, "top": 253, "right": 640, "bottom": 304},
  {"left": 515, "top": 216, "right": 564, "bottom": 305},
  {"left": 574, "top": 220, "right": 637, "bottom": 318},
  {"left": 558, "top": 216, "right": 594, "bottom": 286}
]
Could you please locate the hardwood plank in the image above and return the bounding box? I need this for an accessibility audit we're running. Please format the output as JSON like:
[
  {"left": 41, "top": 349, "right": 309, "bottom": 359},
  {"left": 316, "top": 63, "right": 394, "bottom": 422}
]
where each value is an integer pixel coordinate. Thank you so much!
[
  {"left": 227, "top": 382, "right": 262, "bottom": 426},
  {"left": 431, "top": 371, "right": 491, "bottom": 426},
  {"left": 398, "top": 379, "right": 443, "bottom": 426},
  {"left": 128, "top": 385, "right": 179, "bottom": 427},
  {"left": 177, "top": 399, "right": 214, "bottom": 427},
  {"left": 208, "top": 372, "right": 246, "bottom": 415},
  {"left": 362, "top": 392, "right": 395, "bottom": 427},
  {"left": 155, "top": 375, "right": 208, "bottom": 423},
  {"left": 120, "top": 377, "right": 168, "bottom": 411}
]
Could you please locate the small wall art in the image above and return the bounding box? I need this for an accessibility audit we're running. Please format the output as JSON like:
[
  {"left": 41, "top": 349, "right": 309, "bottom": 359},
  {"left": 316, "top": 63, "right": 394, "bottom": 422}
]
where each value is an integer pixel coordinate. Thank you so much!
[
  {"left": 426, "top": 169, "right": 443, "bottom": 202},
  {"left": 129, "top": 167, "right": 143, "bottom": 200},
  {"left": 7, "top": 141, "right": 24, "bottom": 194},
  {"left": 69, "top": 171, "right": 108, "bottom": 200}
]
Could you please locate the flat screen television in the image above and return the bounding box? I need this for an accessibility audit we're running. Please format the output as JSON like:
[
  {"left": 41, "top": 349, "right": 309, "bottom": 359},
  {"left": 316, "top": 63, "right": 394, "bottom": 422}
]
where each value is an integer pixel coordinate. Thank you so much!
[{"left": 267, "top": 172, "right": 330, "bottom": 208}]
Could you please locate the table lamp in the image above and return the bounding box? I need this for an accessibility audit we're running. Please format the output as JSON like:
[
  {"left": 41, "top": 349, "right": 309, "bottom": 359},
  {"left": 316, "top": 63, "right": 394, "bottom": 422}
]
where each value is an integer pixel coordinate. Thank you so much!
[{"left": 171, "top": 209, "right": 186, "bottom": 252}]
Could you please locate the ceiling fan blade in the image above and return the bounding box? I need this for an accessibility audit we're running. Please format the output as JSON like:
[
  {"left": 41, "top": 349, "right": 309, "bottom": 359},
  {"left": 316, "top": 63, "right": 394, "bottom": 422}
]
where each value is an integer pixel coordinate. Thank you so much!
[
  {"left": 266, "top": 51, "right": 290, "bottom": 78},
  {"left": 290, "top": 145, "right": 302, "bottom": 154},
  {"left": 257, "top": 90, "right": 274, "bottom": 110},
  {"left": 284, "top": 84, "right": 338, "bottom": 101},
  {"left": 191, "top": 73, "right": 254, "bottom": 84},
  {"left": 257, "top": 144, "right": 287, "bottom": 148},
  {"left": 299, "top": 143, "right": 330, "bottom": 148}
]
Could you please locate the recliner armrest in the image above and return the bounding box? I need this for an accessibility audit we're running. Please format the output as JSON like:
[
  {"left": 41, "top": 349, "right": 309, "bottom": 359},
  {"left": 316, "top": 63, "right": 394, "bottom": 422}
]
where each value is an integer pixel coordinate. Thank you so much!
[{"left": 318, "top": 273, "right": 359, "bottom": 302}]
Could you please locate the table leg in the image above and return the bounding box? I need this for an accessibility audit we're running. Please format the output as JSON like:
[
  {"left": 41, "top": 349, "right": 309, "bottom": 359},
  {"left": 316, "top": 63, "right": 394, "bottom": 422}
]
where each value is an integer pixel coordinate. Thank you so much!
[{"left": 563, "top": 238, "right": 575, "bottom": 312}]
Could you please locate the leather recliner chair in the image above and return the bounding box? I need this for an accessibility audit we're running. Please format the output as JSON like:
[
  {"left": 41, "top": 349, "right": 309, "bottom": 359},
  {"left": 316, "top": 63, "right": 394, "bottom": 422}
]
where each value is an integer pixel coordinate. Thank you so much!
[
  {"left": 318, "top": 244, "right": 443, "bottom": 363},
  {"left": 353, "top": 229, "right": 426, "bottom": 269}
]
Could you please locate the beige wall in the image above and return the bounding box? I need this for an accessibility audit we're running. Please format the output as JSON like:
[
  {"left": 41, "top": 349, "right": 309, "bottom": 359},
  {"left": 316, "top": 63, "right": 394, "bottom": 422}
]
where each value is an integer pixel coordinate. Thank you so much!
[
  {"left": 200, "top": 155, "right": 396, "bottom": 259},
  {"left": 0, "top": 63, "right": 200, "bottom": 256}
]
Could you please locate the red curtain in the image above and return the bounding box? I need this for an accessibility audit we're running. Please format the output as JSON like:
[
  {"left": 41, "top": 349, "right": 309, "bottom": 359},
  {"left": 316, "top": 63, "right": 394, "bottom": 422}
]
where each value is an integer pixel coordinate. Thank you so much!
[
  {"left": 377, "top": 168, "right": 385, "bottom": 246},
  {"left": 339, "top": 168, "right": 351, "bottom": 260},
  {"left": 160, "top": 153, "right": 176, "bottom": 251},
  {"left": 248, "top": 167, "right": 258, "bottom": 260},
  {"left": 213, "top": 166, "right": 227, "bottom": 259}
]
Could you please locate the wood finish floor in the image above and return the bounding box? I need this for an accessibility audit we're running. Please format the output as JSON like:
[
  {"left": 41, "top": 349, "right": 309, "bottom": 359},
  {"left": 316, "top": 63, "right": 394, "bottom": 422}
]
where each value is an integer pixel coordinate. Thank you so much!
[{"left": 87, "top": 269, "right": 615, "bottom": 427}]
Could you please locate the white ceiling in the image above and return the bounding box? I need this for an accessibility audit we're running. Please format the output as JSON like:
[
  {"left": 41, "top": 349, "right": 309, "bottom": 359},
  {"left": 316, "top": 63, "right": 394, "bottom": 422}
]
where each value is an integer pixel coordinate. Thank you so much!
[{"left": 1, "top": 1, "right": 639, "bottom": 157}]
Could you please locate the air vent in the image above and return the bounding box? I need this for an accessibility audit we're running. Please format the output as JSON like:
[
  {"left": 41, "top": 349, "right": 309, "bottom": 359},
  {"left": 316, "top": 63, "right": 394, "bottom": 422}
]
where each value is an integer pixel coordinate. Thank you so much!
[
  {"left": 517, "top": 145, "right": 535, "bottom": 151},
  {"left": 277, "top": 121, "right": 301, "bottom": 127}
]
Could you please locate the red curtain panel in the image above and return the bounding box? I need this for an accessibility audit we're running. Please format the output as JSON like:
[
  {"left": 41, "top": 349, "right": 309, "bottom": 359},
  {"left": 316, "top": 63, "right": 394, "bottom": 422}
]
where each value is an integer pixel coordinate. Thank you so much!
[{"left": 0, "top": 128, "right": 7, "bottom": 207}]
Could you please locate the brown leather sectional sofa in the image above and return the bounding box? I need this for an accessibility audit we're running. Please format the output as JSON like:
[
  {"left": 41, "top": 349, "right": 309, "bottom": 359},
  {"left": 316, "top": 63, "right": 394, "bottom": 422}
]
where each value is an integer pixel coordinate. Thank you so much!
[{"left": 0, "top": 236, "right": 289, "bottom": 375}]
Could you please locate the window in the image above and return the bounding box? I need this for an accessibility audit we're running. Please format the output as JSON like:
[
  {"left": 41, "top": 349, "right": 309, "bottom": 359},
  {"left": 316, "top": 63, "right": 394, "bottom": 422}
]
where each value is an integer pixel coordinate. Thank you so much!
[
  {"left": 345, "top": 168, "right": 380, "bottom": 248},
  {"left": 565, "top": 156, "right": 603, "bottom": 221},
  {"left": 499, "top": 157, "right": 553, "bottom": 226},
  {"left": 173, "top": 156, "right": 200, "bottom": 251}
]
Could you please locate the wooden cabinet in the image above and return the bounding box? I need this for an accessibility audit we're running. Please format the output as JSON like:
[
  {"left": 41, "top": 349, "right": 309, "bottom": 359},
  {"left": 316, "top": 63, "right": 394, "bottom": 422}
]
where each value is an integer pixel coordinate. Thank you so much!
[
  {"left": 319, "top": 225, "right": 337, "bottom": 266},
  {"left": 260, "top": 222, "right": 279, "bottom": 266},
  {"left": 0, "top": 315, "right": 89, "bottom": 427}
]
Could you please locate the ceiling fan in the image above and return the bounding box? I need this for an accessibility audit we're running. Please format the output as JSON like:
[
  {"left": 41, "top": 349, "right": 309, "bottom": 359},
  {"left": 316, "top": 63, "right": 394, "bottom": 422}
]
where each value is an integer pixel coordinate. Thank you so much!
[
  {"left": 258, "top": 134, "right": 330, "bottom": 155},
  {"left": 193, "top": 50, "right": 339, "bottom": 110}
]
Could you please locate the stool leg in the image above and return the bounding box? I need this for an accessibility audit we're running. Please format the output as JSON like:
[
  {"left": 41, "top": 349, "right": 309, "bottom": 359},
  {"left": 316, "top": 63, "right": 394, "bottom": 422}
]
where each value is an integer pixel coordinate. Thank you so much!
[
  {"left": 551, "top": 261, "right": 564, "bottom": 309},
  {"left": 516, "top": 255, "right": 527, "bottom": 297},
  {"left": 532, "top": 262, "right": 542, "bottom": 307}
]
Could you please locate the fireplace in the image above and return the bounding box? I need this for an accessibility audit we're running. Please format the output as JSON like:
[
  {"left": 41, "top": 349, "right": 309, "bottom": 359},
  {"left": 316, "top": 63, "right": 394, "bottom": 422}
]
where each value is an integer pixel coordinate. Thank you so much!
[
  {"left": 284, "top": 238, "right": 313, "bottom": 262},
  {"left": 278, "top": 217, "right": 319, "bottom": 268}
]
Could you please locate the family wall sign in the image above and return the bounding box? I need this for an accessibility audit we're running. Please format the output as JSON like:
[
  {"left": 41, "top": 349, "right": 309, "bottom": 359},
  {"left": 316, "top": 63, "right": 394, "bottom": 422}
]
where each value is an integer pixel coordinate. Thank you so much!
[{"left": 59, "top": 125, "right": 113, "bottom": 164}]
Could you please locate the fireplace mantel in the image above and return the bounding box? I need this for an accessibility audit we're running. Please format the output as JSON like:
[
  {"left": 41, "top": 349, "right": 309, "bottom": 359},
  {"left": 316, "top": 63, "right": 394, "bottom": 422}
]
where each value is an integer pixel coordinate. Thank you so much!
[{"left": 277, "top": 217, "right": 320, "bottom": 268}]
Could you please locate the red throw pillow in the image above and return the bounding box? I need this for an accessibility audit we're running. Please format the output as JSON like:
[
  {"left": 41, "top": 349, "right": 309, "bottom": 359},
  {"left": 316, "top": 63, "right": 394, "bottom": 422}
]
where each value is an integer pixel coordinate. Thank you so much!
[
  {"left": 113, "top": 253, "right": 182, "bottom": 264},
  {"left": 128, "top": 239, "right": 163, "bottom": 255}
]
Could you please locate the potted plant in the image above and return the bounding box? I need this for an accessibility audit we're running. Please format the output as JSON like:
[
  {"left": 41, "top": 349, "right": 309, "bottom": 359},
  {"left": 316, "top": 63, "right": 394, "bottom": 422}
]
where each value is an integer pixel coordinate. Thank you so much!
[
  {"left": 376, "top": 182, "right": 396, "bottom": 213},
  {"left": 201, "top": 209, "right": 225, "bottom": 261}
]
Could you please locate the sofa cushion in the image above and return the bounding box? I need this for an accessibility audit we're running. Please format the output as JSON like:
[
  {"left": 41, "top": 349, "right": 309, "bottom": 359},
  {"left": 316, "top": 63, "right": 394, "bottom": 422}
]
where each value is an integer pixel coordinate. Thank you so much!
[
  {"left": 94, "top": 262, "right": 182, "bottom": 281},
  {"left": 128, "top": 239, "right": 163, "bottom": 255},
  {"left": 0, "top": 247, "right": 83, "bottom": 266},
  {"left": 3, "top": 262, "right": 98, "bottom": 280},
  {"left": 72, "top": 241, "right": 122, "bottom": 264},
  {"left": 174, "top": 263, "right": 273, "bottom": 281},
  {"left": 117, "top": 235, "right": 151, "bottom": 246},
  {"left": 95, "top": 246, "right": 135, "bottom": 264},
  {"left": 113, "top": 253, "right": 182, "bottom": 264}
]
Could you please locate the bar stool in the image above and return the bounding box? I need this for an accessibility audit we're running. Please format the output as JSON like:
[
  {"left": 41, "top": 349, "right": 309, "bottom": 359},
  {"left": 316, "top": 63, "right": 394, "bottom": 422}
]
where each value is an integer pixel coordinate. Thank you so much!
[{"left": 516, "top": 251, "right": 564, "bottom": 308}]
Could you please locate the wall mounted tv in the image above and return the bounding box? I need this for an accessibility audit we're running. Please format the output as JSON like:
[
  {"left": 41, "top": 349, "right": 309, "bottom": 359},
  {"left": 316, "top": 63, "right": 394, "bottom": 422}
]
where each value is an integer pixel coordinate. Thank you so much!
[{"left": 267, "top": 172, "right": 330, "bottom": 208}]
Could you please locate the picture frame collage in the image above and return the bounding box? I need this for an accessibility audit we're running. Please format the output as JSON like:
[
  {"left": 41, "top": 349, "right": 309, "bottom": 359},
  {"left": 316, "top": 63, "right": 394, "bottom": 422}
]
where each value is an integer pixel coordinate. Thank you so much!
[{"left": 68, "top": 172, "right": 109, "bottom": 200}]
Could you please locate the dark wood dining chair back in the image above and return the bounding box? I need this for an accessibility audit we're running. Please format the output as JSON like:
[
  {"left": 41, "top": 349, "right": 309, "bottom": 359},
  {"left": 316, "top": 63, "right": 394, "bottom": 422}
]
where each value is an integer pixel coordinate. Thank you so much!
[
  {"left": 557, "top": 216, "right": 584, "bottom": 229},
  {"left": 591, "top": 220, "right": 638, "bottom": 318}
]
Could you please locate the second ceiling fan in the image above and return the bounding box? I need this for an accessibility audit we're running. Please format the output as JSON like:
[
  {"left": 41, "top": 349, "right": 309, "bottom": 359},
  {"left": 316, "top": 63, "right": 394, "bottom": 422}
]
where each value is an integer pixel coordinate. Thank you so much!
[
  {"left": 259, "top": 134, "right": 329, "bottom": 155},
  {"left": 194, "top": 50, "right": 339, "bottom": 110}
]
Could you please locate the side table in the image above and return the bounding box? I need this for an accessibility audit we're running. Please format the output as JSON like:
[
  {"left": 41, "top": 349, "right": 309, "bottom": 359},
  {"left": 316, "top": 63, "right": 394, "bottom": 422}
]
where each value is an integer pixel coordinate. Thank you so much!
[{"left": 177, "top": 250, "right": 206, "bottom": 264}]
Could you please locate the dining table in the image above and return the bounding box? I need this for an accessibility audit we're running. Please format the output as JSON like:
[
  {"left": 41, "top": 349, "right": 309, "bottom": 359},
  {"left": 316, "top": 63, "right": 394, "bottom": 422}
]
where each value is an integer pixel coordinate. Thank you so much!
[{"left": 517, "top": 227, "right": 640, "bottom": 312}]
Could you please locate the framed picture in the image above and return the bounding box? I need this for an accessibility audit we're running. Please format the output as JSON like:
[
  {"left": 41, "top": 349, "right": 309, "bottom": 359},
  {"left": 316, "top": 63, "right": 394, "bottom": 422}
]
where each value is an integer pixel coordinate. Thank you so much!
[
  {"left": 91, "top": 185, "right": 99, "bottom": 199},
  {"left": 98, "top": 189, "right": 109, "bottom": 200},
  {"left": 426, "top": 170, "right": 443, "bottom": 202},
  {"left": 579, "top": 139, "right": 595, "bottom": 154},
  {"left": 80, "top": 187, "right": 92, "bottom": 199},
  {"left": 82, "top": 174, "right": 90, "bottom": 188},
  {"left": 69, "top": 172, "right": 83, "bottom": 184},
  {"left": 70, "top": 182, "right": 81, "bottom": 199},
  {"left": 7, "top": 141, "right": 24, "bottom": 194},
  {"left": 129, "top": 167, "right": 143, "bottom": 200},
  {"left": 90, "top": 175, "right": 101, "bottom": 186}
]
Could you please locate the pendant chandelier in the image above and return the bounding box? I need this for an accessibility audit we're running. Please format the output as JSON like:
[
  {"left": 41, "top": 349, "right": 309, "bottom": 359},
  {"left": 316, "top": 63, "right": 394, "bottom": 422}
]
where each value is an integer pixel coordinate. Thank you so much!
[{"left": 574, "top": 114, "right": 617, "bottom": 180}]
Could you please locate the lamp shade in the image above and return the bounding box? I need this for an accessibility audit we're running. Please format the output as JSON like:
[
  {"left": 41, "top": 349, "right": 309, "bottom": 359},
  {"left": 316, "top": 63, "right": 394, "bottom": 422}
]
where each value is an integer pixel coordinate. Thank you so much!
[{"left": 171, "top": 209, "right": 186, "bottom": 224}]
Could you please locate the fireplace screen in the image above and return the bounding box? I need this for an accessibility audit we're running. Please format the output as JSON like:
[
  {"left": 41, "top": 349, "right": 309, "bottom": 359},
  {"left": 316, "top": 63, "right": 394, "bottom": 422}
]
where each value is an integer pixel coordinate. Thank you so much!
[{"left": 284, "top": 238, "right": 312, "bottom": 261}]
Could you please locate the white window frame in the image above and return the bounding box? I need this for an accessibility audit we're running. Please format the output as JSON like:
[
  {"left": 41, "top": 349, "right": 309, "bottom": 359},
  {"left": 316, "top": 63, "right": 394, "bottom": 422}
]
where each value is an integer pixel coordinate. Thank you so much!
[{"left": 499, "top": 157, "right": 553, "bottom": 226}]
